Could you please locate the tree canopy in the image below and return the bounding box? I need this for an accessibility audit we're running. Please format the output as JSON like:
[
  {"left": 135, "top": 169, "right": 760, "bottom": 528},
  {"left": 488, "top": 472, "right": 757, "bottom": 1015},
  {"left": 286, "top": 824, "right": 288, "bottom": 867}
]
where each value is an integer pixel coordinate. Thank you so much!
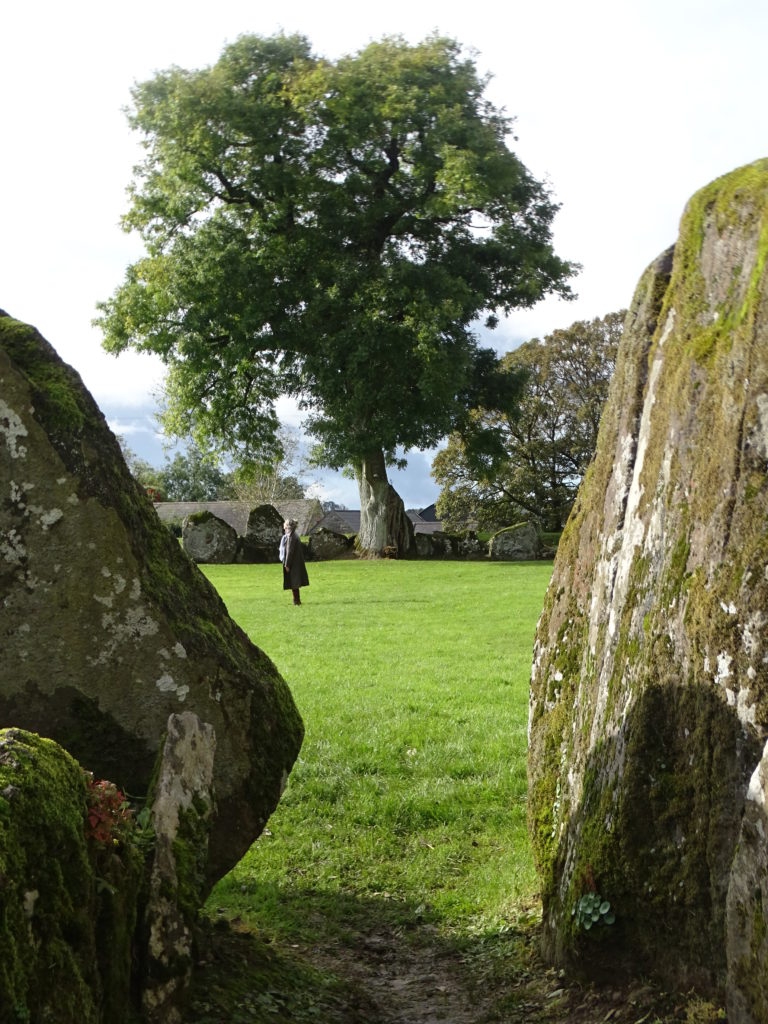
[
  {"left": 118, "top": 436, "right": 308, "bottom": 503},
  {"left": 97, "top": 32, "right": 576, "bottom": 551},
  {"left": 433, "top": 312, "right": 624, "bottom": 533}
]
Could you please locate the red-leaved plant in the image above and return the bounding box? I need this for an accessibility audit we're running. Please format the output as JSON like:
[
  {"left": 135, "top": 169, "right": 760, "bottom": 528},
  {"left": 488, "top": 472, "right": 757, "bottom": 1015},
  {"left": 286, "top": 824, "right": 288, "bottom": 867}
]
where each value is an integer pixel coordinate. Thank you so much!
[{"left": 84, "top": 774, "right": 134, "bottom": 847}]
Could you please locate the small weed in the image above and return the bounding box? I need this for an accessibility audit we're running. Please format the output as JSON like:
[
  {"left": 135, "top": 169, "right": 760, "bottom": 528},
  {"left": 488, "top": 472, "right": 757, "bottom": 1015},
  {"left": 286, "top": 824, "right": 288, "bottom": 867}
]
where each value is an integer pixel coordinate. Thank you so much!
[
  {"left": 572, "top": 892, "right": 616, "bottom": 930},
  {"left": 684, "top": 996, "right": 727, "bottom": 1022},
  {"left": 83, "top": 773, "right": 133, "bottom": 847}
]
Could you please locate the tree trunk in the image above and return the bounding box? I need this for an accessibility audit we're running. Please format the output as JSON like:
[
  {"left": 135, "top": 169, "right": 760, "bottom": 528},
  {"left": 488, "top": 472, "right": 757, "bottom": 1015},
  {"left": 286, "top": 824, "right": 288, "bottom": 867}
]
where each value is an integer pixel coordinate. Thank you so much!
[{"left": 354, "top": 450, "right": 414, "bottom": 556}]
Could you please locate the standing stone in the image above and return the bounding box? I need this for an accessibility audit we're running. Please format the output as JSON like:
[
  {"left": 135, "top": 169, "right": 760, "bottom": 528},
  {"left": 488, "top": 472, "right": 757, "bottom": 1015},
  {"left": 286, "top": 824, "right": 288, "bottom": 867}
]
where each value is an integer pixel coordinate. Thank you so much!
[
  {"left": 489, "top": 522, "right": 539, "bottom": 560},
  {"left": 0, "top": 312, "right": 303, "bottom": 884},
  {"left": 413, "top": 533, "right": 436, "bottom": 558},
  {"left": 308, "top": 527, "right": 353, "bottom": 560},
  {"left": 142, "top": 712, "right": 216, "bottom": 1024},
  {"left": 527, "top": 161, "right": 768, "bottom": 1009},
  {"left": 182, "top": 510, "right": 239, "bottom": 563},
  {"left": 237, "top": 503, "right": 284, "bottom": 563}
]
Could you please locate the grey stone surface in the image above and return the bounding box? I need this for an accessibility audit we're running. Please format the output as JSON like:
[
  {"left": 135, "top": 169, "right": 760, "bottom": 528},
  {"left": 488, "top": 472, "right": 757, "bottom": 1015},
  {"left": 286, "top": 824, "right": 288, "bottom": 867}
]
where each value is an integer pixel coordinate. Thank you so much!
[
  {"left": 142, "top": 712, "right": 216, "bottom": 1024},
  {"left": 308, "top": 526, "right": 354, "bottom": 560},
  {"left": 182, "top": 510, "right": 239, "bottom": 563},
  {"left": 488, "top": 522, "right": 538, "bottom": 560},
  {"left": 238, "top": 503, "right": 284, "bottom": 562},
  {"left": 527, "top": 161, "right": 768, "bottom": 1007},
  {"left": 0, "top": 312, "right": 303, "bottom": 884}
]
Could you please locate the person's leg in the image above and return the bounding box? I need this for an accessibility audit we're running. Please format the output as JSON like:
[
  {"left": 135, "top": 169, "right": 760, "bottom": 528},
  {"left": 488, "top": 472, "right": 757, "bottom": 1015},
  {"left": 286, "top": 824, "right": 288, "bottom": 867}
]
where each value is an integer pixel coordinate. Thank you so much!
[{"left": 292, "top": 588, "right": 301, "bottom": 605}]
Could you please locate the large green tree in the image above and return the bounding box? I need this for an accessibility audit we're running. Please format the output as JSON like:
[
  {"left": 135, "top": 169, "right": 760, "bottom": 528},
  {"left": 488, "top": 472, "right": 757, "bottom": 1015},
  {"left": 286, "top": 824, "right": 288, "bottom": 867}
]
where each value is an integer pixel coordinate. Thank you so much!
[
  {"left": 97, "top": 33, "right": 575, "bottom": 553},
  {"left": 433, "top": 312, "right": 624, "bottom": 532},
  {"left": 158, "top": 444, "right": 234, "bottom": 501}
]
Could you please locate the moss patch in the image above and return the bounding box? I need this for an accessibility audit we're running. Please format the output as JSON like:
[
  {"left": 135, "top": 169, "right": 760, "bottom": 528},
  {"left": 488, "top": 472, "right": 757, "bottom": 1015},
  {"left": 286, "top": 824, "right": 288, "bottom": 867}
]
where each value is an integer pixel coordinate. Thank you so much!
[
  {"left": 528, "top": 159, "right": 768, "bottom": 997},
  {"left": 0, "top": 728, "right": 147, "bottom": 1023}
]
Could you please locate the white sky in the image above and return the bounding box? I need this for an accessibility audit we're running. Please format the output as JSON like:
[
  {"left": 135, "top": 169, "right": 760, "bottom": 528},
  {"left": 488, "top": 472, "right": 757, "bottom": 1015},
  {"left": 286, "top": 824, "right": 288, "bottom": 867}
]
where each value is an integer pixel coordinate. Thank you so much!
[{"left": 2, "top": 0, "right": 766, "bottom": 506}]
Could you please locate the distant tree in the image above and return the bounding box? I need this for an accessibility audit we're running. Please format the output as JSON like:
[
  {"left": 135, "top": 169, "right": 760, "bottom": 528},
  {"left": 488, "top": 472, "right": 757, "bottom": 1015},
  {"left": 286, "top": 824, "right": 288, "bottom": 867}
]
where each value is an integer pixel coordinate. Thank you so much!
[
  {"left": 274, "top": 475, "right": 306, "bottom": 500},
  {"left": 158, "top": 444, "right": 234, "bottom": 501},
  {"left": 95, "top": 32, "right": 576, "bottom": 554},
  {"left": 230, "top": 426, "right": 309, "bottom": 505},
  {"left": 321, "top": 500, "right": 348, "bottom": 512},
  {"left": 433, "top": 312, "right": 624, "bottom": 532},
  {"left": 117, "top": 436, "right": 164, "bottom": 493}
]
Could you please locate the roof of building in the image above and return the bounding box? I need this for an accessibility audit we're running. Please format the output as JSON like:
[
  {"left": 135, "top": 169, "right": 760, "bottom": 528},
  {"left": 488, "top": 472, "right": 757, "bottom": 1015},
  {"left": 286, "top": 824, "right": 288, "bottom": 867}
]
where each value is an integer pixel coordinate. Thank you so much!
[
  {"left": 153, "top": 499, "right": 324, "bottom": 537},
  {"left": 153, "top": 499, "right": 441, "bottom": 538},
  {"left": 314, "top": 509, "right": 361, "bottom": 534},
  {"left": 313, "top": 507, "right": 442, "bottom": 536}
]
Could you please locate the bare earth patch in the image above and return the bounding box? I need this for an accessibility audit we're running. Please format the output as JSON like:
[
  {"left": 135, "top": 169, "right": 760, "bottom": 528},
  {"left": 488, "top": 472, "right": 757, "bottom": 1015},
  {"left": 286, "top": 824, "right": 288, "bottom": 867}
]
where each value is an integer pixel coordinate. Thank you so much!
[
  {"left": 289, "top": 922, "right": 717, "bottom": 1024},
  {"left": 188, "top": 914, "right": 726, "bottom": 1023},
  {"left": 308, "top": 924, "right": 490, "bottom": 1024}
]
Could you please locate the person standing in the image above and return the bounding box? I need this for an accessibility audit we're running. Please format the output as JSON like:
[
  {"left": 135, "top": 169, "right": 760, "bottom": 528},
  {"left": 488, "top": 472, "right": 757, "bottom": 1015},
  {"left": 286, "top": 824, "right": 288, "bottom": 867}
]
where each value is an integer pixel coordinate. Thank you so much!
[{"left": 279, "top": 519, "right": 309, "bottom": 605}]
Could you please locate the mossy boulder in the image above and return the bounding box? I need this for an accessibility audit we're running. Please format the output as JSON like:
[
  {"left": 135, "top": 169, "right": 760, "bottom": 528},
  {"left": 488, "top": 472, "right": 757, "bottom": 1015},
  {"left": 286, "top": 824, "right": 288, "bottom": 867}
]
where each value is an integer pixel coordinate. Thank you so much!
[
  {"left": 527, "top": 160, "right": 768, "bottom": 1012},
  {"left": 489, "top": 522, "right": 539, "bottom": 560},
  {"left": 181, "top": 509, "right": 239, "bottom": 563},
  {"left": 0, "top": 728, "right": 142, "bottom": 1023},
  {"left": 0, "top": 312, "right": 303, "bottom": 884}
]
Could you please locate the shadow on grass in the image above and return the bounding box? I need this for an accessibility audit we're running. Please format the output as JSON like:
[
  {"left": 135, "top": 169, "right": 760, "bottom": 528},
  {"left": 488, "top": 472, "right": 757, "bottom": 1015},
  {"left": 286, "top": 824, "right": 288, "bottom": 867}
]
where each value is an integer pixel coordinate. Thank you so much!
[
  {"left": 184, "top": 882, "right": 698, "bottom": 1024},
  {"left": 184, "top": 882, "right": 544, "bottom": 1024}
]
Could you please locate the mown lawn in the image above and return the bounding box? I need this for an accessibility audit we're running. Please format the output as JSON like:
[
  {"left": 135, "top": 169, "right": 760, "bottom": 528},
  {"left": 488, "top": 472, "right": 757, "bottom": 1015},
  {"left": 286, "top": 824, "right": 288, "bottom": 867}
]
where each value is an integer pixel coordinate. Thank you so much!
[
  {"left": 189, "top": 559, "right": 553, "bottom": 1021},
  {"left": 184, "top": 560, "right": 722, "bottom": 1024}
]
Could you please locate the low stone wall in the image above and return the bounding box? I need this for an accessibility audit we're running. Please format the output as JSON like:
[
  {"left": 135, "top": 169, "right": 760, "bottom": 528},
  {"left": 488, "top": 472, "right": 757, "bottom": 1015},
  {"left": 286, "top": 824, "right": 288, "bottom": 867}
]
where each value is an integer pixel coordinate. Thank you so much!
[{"left": 176, "top": 508, "right": 549, "bottom": 564}]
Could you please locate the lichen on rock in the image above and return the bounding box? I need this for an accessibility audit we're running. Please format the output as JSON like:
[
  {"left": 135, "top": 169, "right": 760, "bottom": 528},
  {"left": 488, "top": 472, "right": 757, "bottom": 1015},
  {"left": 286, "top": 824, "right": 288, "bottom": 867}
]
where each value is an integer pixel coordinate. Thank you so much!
[
  {"left": 527, "top": 160, "right": 768, "bottom": 1014},
  {"left": 0, "top": 311, "right": 304, "bottom": 884}
]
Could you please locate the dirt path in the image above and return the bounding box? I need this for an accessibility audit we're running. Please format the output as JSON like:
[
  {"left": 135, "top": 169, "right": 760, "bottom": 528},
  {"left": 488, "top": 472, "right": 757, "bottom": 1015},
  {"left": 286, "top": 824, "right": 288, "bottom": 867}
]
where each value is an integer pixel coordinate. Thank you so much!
[
  {"left": 310, "top": 924, "right": 491, "bottom": 1024},
  {"left": 188, "top": 912, "right": 716, "bottom": 1023},
  {"left": 302, "top": 921, "right": 703, "bottom": 1024}
]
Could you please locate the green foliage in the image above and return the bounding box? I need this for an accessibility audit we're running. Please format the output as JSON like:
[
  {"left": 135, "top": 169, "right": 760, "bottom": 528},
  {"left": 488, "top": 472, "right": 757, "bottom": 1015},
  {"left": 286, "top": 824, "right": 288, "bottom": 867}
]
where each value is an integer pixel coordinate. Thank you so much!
[
  {"left": 116, "top": 436, "right": 163, "bottom": 491},
  {"left": 572, "top": 892, "right": 616, "bottom": 931},
  {"left": 118, "top": 430, "right": 309, "bottom": 504},
  {"left": 433, "top": 312, "right": 623, "bottom": 532},
  {"left": 155, "top": 443, "right": 234, "bottom": 501},
  {"left": 230, "top": 425, "right": 309, "bottom": 503},
  {"left": 96, "top": 32, "right": 575, "bottom": 490}
]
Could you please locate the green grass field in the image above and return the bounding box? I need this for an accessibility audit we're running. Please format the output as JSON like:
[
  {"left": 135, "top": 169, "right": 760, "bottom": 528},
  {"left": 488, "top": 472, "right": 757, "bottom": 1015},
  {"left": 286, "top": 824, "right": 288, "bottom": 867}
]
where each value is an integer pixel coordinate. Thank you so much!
[
  {"left": 183, "top": 561, "right": 557, "bottom": 1024},
  {"left": 201, "top": 560, "right": 552, "bottom": 945},
  {"left": 184, "top": 560, "right": 716, "bottom": 1024}
]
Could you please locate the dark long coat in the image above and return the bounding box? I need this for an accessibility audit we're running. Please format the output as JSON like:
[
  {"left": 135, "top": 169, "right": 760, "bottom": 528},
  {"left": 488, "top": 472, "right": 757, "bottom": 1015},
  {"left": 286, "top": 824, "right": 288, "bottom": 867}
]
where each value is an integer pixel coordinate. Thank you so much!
[{"left": 279, "top": 530, "right": 309, "bottom": 590}]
